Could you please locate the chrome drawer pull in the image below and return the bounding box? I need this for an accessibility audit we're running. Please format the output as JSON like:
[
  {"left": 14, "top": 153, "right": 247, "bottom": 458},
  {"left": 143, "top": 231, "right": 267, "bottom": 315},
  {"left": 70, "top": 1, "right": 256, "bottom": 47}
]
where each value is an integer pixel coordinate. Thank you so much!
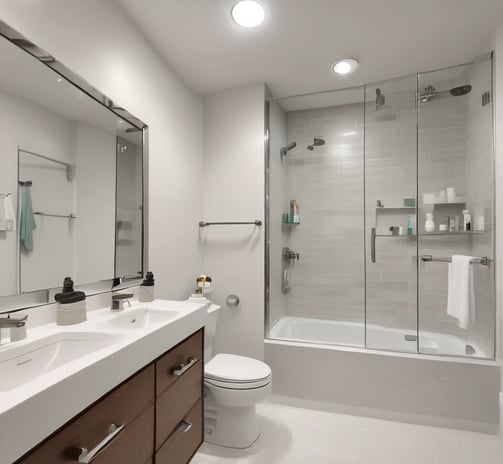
[
  {"left": 78, "top": 423, "right": 125, "bottom": 463},
  {"left": 178, "top": 420, "right": 193, "bottom": 433},
  {"left": 172, "top": 357, "right": 198, "bottom": 376}
]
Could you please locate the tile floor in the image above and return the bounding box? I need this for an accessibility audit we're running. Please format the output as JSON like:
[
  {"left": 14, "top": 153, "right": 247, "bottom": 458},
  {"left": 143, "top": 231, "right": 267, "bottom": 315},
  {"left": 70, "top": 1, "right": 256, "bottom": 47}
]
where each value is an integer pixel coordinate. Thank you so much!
[{"left": 191, "top": 401, "right": 503, "bottom": 464}]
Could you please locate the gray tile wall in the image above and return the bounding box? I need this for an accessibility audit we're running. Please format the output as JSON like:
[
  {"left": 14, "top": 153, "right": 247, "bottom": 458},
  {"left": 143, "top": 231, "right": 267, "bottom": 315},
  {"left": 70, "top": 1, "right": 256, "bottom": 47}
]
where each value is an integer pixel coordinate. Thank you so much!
[{"left": 285, "top": 103, "right": 365, "bottom": 329}]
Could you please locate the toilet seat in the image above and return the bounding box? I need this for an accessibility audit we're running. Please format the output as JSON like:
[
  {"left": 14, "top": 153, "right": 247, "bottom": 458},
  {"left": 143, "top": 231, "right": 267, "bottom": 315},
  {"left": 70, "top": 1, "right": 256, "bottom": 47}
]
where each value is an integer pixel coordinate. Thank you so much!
[{"left": 205, "top": 353, "right": 272, "bottom": 390}]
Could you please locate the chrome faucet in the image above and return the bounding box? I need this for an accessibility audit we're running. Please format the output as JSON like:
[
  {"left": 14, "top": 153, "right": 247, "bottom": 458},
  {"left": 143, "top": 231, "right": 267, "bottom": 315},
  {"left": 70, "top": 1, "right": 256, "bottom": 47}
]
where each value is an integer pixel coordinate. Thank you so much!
[
  {"left": 0, "top": 314, "right": 27, "bottom": 328},
  {"left": 111, "top": 292, "right": 133, "bottom": 311},
  {"left": 0, "top": 314, "right": 28, "bottom": 345}
]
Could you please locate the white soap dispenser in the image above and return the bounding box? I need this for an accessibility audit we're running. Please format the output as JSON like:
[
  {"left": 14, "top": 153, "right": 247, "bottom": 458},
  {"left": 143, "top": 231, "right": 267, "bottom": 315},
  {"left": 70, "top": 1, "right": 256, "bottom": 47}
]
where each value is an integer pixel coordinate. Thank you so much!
[
  {"left": 139, "top": 272, "right": 155, "bottom": 302},
  {"left": 425, "top": 213, "right": 435, "bottom": 233}
]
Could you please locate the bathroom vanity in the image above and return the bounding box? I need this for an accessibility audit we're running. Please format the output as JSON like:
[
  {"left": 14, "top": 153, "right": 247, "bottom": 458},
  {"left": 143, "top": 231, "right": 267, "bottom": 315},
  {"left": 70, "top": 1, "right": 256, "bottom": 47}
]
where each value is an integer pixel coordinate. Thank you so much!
[
  {"left": 0, "top": 300, "right": 207, "bottom": 464},
  {"left": 17, "top": 329, "right": 203, "bottom": 464}
]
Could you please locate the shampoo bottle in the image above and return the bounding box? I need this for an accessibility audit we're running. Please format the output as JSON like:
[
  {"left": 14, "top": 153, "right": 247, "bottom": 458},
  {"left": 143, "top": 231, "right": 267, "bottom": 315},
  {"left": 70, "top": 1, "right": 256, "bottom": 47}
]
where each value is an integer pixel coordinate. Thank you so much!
[
  {"left": 407, "top": 215, "right": 414, "bottom": 236},
  {"left": 139, "top": 271, "right": 155, "bottom": 302}
]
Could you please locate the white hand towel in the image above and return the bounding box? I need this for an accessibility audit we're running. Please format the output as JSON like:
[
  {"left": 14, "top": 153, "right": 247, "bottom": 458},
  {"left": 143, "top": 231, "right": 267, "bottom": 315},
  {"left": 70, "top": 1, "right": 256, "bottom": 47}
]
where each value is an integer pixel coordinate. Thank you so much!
[
  {"left": 3, "top": 194, "right": 16, "bottom": 231},
  {"left": 447, "top": 255, "right": 475, "bottom": 329}
]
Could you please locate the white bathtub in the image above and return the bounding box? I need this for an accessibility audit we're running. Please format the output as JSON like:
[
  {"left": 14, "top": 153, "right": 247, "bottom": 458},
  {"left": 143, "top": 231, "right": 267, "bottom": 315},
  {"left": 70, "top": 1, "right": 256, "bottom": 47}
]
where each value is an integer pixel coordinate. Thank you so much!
[
  {"left": 265, "top": 316, "right": 500, "bottom": 433},
  {"left": 269, "top": 316, "right": 487, "bottom": 358}
]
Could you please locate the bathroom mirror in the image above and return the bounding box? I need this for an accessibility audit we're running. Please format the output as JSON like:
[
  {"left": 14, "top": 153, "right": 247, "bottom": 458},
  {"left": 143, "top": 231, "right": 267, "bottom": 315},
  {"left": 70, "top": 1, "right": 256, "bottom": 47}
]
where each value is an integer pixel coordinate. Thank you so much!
[{"left": 0, "top": 21, "right": 147, "bottom": 313}]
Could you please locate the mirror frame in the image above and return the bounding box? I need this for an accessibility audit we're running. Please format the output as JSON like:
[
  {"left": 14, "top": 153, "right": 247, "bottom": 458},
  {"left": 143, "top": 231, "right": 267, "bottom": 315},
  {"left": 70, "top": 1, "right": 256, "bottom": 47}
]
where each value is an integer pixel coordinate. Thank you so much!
[{"left": 0, "top": 19, "right": 149, "bottom": 313}]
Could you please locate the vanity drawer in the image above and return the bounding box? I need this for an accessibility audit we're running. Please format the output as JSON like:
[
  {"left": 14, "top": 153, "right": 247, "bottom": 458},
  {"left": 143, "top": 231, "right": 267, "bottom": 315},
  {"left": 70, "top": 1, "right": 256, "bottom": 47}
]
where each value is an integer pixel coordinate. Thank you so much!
[
  {"left": 155, "top": 398, "right": 203, "bottom": 464},
  {"left": 156, "top": 329, "right": 203, "bottom": 396},
  {"left": 156, "top": 357, "right": 202, "bottom": 448},
  {"left": 19, "top": 365, "right": 155, "bottom": 464}
]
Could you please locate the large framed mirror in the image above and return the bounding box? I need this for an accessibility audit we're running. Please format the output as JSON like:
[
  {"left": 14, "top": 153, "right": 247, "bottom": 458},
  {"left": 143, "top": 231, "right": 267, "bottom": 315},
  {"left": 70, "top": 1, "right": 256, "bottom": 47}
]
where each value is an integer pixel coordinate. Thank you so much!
[{"left": 0, "top": 20, "right": 148, "bottom": 313}]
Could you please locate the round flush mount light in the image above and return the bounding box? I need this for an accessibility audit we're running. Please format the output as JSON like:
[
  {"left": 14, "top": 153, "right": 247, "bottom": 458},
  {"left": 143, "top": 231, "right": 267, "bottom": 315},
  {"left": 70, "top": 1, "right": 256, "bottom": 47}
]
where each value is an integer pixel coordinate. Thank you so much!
[
  {"left": 331, "top": 58, "right": 360, "bottom": 75},
  {"left": 231, "top": 1, "right": 265, "bottom": 28}
]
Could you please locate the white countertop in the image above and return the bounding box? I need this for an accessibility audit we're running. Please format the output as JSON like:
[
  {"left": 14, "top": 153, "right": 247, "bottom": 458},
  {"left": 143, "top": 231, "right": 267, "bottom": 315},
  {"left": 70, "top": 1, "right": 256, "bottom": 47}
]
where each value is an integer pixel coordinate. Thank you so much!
[{"left": 0, "top": 298, "right": 208, "bottom": 464}]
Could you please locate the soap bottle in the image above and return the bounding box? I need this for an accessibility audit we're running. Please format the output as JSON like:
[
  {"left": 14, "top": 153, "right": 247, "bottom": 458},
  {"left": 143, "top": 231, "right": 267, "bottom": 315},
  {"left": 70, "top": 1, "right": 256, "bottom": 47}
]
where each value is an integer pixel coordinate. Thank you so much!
[
  {"left": 462, "top": 210, "right": 472, "bottom": 232},
  {"left": 424, "top": 213, "right": 435, "bottom": 232},
  {"left": 139, "top": 271, "right": 155, "bottom": 302},
  {"left": 54, "top": 277, "right": 87, "bottom": 325},
  {"left": 407, "top": 215, "right": 414, "bottom": 236},
  {"left": 291, "top": 200, "right": 300, "bottom": 224}
]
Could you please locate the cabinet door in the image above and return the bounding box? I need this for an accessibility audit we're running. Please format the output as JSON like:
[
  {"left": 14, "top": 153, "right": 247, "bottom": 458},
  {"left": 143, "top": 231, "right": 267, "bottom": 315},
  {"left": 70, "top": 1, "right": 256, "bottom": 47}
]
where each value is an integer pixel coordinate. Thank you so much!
[
  {"left": 155, "top": 399, "right": 203, "bottom": 464},
  {"left": 19, "top": 365, "right": 155, "bottom": 464}
]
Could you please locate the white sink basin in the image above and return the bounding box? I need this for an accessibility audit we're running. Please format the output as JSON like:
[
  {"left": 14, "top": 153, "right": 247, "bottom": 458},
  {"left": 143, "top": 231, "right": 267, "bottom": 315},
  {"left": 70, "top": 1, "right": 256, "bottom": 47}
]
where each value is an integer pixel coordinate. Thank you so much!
[
  {"left": 105, "top": 307, "right": 178, "bottom": 330},
  {"left": 0, "top": 332, "right": 124, "bottom": 392}
]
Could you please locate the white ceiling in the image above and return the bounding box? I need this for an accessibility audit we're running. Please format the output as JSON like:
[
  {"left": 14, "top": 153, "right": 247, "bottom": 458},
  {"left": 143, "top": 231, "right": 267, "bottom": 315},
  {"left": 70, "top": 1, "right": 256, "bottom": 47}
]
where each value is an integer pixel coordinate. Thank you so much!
[{"left": 116, "top": 0, "right": 503, "bottom": 98}]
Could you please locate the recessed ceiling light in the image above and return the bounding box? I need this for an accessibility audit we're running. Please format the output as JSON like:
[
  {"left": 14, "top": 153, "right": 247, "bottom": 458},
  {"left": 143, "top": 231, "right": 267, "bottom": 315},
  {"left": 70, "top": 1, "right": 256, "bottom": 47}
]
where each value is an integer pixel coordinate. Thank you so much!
[
  {"left": 231, "top": 1, "right": 265, "bottom": 28},
  {"left": 331, "top": 59, "right": 359, "bottom": 75},
  {"left": 56, "top": 77, "right": 62, "bottom": 82}
]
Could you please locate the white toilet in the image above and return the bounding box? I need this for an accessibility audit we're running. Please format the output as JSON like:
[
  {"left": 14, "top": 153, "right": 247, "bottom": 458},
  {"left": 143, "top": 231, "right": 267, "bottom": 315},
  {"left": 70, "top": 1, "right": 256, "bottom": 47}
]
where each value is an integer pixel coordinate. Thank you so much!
[{"left": 203, "top": 304, "right": 272, "bottom": 448}]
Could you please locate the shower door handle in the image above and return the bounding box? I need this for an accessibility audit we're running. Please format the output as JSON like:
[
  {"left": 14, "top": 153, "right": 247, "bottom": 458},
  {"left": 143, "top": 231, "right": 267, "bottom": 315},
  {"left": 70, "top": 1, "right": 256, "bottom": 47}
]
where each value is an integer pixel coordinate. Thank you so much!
[{"left": 371, "top": 227, "right": 376, "bottom": 263}]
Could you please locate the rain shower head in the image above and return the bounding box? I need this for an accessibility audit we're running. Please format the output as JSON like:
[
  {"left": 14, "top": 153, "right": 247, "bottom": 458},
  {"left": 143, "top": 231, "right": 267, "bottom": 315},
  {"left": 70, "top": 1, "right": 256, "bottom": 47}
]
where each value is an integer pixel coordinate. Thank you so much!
[
  {"left": 450, "top": 84, "right": 472, "bottom": 96},
  {"left": 307, "top": 137, "right": 325, "bottom": 151},
  {"left": 420, "top": 84, "right": 472, "bottom": 103},
  {"left": 280, "top": 141, "right": 297, "bottom": 160}
]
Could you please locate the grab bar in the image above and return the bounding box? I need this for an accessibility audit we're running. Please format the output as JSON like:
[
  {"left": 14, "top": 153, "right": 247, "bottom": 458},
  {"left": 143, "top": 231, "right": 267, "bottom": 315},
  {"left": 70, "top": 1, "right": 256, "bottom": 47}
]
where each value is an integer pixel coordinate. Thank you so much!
[{"left": 421, "top": 255, "right": 491, "bottom": 267}]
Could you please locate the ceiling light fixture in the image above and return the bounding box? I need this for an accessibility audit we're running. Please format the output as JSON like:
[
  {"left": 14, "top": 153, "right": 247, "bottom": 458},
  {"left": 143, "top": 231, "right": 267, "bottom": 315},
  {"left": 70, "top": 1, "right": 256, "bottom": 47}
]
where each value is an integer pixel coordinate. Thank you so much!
[
  {"left": 331, "top": 58, "right": 359, "bottom": 75},
  {"left": 231, "top": 1, "right": 265, "bottom": 28}
]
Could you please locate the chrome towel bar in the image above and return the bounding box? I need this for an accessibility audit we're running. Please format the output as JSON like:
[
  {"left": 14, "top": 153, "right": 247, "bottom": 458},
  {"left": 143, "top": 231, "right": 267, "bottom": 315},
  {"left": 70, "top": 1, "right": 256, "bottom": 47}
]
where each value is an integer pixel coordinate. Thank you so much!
[
  {"left": 199, "top": 220, "right": 262, "bottom": 227},
  {"left": 421, "top": 255, "right": 490, "bottom": 266},
  {"left": 34, "top": 211, "right": 76, "bottom": 219}
]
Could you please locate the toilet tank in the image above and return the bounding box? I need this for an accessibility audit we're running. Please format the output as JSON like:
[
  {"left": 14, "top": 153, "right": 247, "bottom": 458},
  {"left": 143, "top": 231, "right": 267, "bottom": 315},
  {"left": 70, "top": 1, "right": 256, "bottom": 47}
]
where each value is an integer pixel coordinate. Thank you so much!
[{"left": 204, "top": 304, "right": 221, "bottom": 362}]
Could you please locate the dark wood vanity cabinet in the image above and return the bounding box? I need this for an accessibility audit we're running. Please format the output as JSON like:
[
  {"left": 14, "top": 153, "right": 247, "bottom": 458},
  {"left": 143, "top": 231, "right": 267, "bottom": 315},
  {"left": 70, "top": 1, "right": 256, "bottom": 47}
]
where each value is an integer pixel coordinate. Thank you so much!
[
  {"left": 17, "top": 329, "right": 204, "bottom": 464},
  {"left": 155, "top": 330, "right": 204, "bottom": 464}
]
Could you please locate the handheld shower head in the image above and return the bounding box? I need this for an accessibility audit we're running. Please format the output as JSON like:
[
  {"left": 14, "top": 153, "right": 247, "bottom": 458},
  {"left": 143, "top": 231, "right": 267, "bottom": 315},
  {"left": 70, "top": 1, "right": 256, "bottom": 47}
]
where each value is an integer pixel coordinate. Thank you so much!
[{"left": 280, "top": 141, "right": 297, "bottom": 160}]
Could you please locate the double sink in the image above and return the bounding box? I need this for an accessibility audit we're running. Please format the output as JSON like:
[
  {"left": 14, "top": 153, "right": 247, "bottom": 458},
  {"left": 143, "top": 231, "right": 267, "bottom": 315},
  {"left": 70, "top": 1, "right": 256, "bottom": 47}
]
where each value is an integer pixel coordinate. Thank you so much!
[{"left": 0, "top": 307, "right": 179, "bottom": 393}]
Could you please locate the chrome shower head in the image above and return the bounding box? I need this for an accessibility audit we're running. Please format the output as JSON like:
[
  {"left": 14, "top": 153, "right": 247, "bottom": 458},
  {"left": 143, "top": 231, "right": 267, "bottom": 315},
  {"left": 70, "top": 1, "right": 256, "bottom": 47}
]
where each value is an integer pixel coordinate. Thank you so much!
[
  {"left": 375, "top": 88, "right": 391, "bottom": 112},
  {"left": 280, "top": 141, "right": 297, "bottom": 160},
  {"left": 307, "top": 137, "right": 325, "bottom": 151},
  {"left": 450, "top": 84, "right": 472, "bottom": 96},
  {"left": 420, "top": 84, "right": 472, "bottom": 103}
]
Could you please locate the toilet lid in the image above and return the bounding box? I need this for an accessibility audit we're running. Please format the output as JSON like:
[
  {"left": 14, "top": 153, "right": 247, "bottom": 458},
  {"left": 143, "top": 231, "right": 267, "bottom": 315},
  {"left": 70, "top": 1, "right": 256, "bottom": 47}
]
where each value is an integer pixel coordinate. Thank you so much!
[{"left": 205, "top": 353, "right": 271, "bottom": 383}]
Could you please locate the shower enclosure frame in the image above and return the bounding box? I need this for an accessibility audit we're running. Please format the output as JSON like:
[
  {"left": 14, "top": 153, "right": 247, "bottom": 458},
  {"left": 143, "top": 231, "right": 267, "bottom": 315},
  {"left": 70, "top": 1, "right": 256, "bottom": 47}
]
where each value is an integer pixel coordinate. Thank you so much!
[{"left": 264, "top": 53, "right": 496, "bottom": 360}]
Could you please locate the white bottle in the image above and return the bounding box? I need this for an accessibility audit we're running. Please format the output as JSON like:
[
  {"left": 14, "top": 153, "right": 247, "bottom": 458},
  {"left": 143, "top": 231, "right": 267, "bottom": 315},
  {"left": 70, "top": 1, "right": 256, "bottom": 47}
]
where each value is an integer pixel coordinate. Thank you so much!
[
  {"left": 425, "top": 213, "right": 435, "bottom": 232},
  {"left": 462, "top": 210, "right": 472, "bottom": 232},
  {"left": 139, "top": 271, "right": 155, "bottom": 302}
]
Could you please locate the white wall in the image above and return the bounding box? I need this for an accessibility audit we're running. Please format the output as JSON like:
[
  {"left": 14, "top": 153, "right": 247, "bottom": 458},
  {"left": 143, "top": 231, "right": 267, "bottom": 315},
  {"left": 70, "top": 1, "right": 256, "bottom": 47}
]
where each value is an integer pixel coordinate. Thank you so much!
[
  {"left": 0, "top": 90, "right": 76, "bottom": 295},
  {"left": 0, "top": 0, "right": 204, "bottom": 300},
  {"left": 202, "top": 83, "right": 266, "bottom": 360}
]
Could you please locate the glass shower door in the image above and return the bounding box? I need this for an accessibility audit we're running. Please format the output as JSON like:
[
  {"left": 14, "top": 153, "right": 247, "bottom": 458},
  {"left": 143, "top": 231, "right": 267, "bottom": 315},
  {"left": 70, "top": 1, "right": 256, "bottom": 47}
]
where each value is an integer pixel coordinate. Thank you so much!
[
  {"left": 266, "top": 88, "right": 366, "bottom": 348},
  {"left": 364, "top": 76, "right": 419, "bottom": 352},
  {"left": 417, "top": 57, "right": 495, "bottom": 359}
]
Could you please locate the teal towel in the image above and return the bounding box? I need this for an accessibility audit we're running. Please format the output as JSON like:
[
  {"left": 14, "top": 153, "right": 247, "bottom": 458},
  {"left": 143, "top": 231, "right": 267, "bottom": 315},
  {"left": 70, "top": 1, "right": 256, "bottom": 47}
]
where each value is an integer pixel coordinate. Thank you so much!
[{"left": 20, "top": 186, "right": 36, "bottom": 252}]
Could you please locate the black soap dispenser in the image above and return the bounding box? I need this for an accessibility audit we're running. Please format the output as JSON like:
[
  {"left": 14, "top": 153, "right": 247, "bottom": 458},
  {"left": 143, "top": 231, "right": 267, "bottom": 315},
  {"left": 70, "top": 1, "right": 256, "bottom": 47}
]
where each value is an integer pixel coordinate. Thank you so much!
[
  {"left": 139, "top": 272, "right": 155, "bottom": 302},
  {"left": 54, "top": 277, "right": 87, "bottom": 325}
]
